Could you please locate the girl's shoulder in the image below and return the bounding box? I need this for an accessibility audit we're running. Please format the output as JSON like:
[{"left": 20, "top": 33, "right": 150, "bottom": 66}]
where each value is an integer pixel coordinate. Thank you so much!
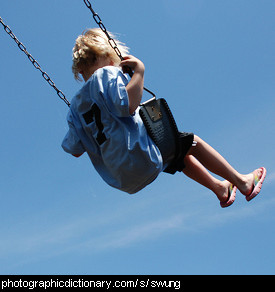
[{"left": 92, "top": 66, "right": 129, "bottom": 84}]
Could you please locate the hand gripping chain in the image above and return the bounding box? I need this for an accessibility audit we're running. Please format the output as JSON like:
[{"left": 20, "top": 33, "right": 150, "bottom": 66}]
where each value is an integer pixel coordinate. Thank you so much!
[
  {"left": 83, "top": 0, "right": 156, "bottom": 98},
  {"left": 1, "top": 1, "right": 156, "bottom": 106}
]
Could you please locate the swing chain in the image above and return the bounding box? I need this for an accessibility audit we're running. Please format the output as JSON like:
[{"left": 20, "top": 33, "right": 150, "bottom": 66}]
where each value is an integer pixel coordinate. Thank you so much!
[
  {"left": 0, "top": 16, "right": 71, "bottom": 107},
  {"left": 83, "top": 0, "right": 156, "bottom": 98},
  {"left": 83, "top": 0, "right": 124, "bottom": 61}
]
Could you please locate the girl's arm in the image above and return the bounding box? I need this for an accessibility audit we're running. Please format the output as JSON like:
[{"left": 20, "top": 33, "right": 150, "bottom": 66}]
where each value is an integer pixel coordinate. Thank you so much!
[{"left": 120, "top": 55, "right": 145, "bottom": 115}]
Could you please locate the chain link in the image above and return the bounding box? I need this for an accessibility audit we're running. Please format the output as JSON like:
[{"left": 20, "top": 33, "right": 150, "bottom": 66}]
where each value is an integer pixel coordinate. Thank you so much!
[{"left": 0, "top": 16, "right": 70, "bottom": 107}]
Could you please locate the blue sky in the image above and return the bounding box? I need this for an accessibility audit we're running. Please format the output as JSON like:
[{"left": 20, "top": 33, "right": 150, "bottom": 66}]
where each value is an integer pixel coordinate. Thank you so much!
[{"left": 0, "top": 0, "right": 274, "bottom": 275}]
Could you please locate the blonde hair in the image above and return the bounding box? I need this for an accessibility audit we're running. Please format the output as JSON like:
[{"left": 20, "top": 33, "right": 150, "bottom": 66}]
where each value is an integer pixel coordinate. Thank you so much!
[{"left": 72, "top": 28, "right": 129, "bottom": 81}]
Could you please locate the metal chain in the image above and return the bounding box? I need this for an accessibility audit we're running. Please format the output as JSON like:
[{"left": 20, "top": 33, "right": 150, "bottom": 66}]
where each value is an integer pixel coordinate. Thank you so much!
[
  {"left": 83, "top": 0, "right": 124, "bottom": 61},
  {"left": 1, "top": 2, "right": 156, "bottom": 105},
  {"left": 83, "top": 0, "right": 156, "bottom": 98},
  {"left": 0, "top": 16, "right": 71, "bottom": 107}
]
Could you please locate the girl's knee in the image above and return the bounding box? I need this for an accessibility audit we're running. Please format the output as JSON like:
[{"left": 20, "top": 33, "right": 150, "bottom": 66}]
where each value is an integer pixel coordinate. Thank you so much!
[
  {"left": 184, "top": 154, "right": 193, "bottom": 165},
  {"left": 193, "top": 135, "right": 201, "bottom": 143},
  {"left": 187, "top": 135, "right": 202, "bottom": 156},
  {"left": 192, "top": 135, "right": 201, "bottom": 149}
]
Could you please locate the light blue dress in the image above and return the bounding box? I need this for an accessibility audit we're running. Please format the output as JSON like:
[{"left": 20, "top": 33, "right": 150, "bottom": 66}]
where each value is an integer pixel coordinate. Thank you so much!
[{"left": 62, "top": 66, "right": 163, "bottom": 194}]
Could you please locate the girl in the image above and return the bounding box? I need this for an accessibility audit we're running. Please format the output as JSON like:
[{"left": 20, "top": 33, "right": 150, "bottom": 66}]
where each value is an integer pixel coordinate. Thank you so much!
[{"left": 62, "top": 28, "right": 266, "bottom": 208}]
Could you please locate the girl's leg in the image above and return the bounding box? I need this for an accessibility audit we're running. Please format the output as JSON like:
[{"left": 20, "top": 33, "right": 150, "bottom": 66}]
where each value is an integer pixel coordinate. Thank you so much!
[
  {"left": 188, "top": 135, "right": 242, "bottom": 186},
  {"left": 183, "top": 154, "right": 232, "bottom": 203},
  {"left": 183, "top": 135, "right": 264, "bottom": 199}
]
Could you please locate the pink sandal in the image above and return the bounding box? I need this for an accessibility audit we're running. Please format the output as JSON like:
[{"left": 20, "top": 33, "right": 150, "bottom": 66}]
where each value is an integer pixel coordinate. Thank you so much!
[
  {"left": 246, "top": 167, "right": 267, "bottom": 202},
  {"left": 220, "top": 184, "right": 237, "bottom": 208}
]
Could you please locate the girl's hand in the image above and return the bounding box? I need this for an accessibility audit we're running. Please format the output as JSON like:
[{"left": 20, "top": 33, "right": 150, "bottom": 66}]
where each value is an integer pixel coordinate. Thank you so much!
[
  {"left": 121, "top": 55, "right": 145, "bottom": 115},
  {"left": 120, "top": 55, "right": 145, "bottom": 75}
]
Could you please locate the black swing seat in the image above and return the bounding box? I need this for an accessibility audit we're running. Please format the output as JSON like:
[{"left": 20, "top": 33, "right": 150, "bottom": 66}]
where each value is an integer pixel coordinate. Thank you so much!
[{"left": 139, "top": 97, "right": 191, "bottom": 174}]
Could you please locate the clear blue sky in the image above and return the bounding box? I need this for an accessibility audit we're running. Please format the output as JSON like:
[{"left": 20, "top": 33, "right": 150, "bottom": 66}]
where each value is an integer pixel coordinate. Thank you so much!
[{"left": 0, "top": 0, "right": 274, "bottom": 275}]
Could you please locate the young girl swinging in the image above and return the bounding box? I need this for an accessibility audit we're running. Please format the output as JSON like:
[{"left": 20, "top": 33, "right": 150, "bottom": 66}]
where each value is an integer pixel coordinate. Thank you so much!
[{"left": 62, "top": 28, "right": 266, "bottom": 208}]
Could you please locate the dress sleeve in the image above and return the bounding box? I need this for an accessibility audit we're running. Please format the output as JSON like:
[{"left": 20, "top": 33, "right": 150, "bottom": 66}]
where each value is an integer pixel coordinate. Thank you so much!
[
  {"left": 62, "top": 111, "right": 85, "bottom": 156},
  {"left": 106, "top": 69, "right": 130, "bottom": 117}
]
